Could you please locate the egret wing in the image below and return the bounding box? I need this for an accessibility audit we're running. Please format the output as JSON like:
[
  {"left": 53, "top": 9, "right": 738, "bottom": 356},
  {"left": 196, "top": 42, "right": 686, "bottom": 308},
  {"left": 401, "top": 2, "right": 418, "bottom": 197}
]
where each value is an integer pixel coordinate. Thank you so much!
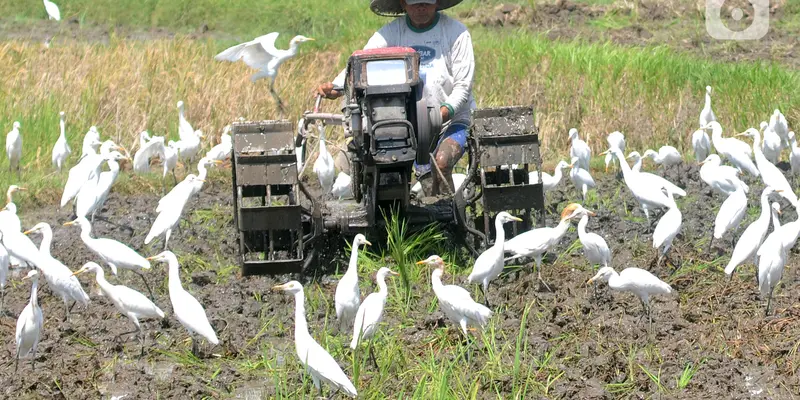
[
  {"left": 172, "top": 289, "right": 218, "bottom": 343},
  {"left": 115, "top": 284, "right": 164, "bottom": 319},
  {"left": 304, "top": 338, "right": 357, "bottom": 395},
  {"left": 619, "top": 267, "right": 672, "bottom": 294}
]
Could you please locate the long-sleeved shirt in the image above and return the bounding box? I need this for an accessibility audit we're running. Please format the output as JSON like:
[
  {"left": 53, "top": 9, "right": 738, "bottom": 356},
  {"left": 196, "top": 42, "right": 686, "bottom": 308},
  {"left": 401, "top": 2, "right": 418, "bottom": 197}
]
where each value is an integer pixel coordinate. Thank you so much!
[{"left": 333, "top": 12, "right": 476, "bottom": 125}]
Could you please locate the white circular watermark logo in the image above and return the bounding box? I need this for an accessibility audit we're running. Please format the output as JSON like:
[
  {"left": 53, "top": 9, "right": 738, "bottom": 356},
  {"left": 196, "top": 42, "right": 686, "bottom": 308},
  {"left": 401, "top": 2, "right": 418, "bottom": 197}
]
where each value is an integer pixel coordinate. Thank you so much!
[{"left": 705, "top": 0, "right": 769, "bottom": 40}]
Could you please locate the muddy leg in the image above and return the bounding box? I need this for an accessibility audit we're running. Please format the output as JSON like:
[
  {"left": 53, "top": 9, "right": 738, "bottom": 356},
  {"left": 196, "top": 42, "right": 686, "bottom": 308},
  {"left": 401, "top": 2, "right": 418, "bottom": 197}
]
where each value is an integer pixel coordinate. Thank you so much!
[
  {"left": 431, "top": 138, "right": 461, "bottom": 196},
  {"left": 765, "top": 286, "right": 775, "bottom": 317},
  {"left": 368, "top": 343, "right": 378, "bottom": 370},
  {"left": 481, "top": 282, "right": 490, "bottom": 308},
  {"left": 538, "top": 268, "right": 552, "bottom": 292},
  {"left": 191, "top": 336, "right": 199, "bottom": 357}
]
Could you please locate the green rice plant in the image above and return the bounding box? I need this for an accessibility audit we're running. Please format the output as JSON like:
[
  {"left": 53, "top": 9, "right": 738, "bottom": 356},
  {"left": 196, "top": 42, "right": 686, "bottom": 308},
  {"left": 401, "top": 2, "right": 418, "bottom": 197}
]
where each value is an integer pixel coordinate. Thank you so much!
[
  {"left": 676, "top": 359, "right": 705, "bottom": 390},
  {"left": 383, "top": 208, "right": 445, "bottom": 302},
  {"left": 639, "top": 363, "right": 667, "bottom": 393}
]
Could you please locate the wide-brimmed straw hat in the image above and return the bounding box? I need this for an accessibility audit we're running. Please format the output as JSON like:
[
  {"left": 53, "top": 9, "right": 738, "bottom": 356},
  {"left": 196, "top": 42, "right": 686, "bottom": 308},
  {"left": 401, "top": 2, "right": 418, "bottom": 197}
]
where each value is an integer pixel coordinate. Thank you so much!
[{"left": 370, "top": 0, "right": 464, "bottom": 17}]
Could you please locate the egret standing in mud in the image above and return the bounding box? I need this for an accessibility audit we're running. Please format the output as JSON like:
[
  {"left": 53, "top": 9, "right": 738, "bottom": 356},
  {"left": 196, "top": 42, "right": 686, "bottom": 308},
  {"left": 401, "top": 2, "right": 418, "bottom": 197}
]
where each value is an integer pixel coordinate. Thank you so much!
[
  {"left": 148, "top": 251, "right": 219, "bottom": 355},
  {"left": 467, "top": 212, "right": 521, "bottom": 307},
  {"left": 587, "top": 266, "right": 673, "bottom": 331},
  {"left": 73, "top": 262, "right": 164, "bottom": 355},
  {"left": 350, "top": 267, "right": 398, "bottom": 368},
  {"left": 335, "top": 234, "right": 370, "bottom": 333},
  {"left": 16, "top": 270, "right": 43, "bottom": 371},
  {"left": 273, "top": 280, "right": 358, "bottom": 398}
]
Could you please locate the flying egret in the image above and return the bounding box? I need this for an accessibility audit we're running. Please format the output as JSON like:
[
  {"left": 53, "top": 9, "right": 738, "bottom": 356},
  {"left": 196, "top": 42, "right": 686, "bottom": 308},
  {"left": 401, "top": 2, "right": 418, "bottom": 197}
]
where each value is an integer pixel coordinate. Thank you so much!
[
  {"left": 418, "top": 255, "right": 493, "bottom": 336},
  {"left": 43, "top": 0, "right": 60, "bottom": 20},
  {"left": 331, "top": 172, "right": 353, "bottom": 200},
  {"left": 73, "top": 262, "right": 164, "bottom": 354},
  {"left": 790, "top": 132, "right": 800, "bottom": 184},
  {"left": 642, "top": 146, "right": 682, "bottom": 168},
  {"left": 738, "top": 128, "right": 799, "bottom": 207},
  {"left": 215, "top": 33, "right": 315, "bottom": 113},
  {"left": 16, "top": 270, "right": 43, "bottom": 371},
  {"left": 710, "top": 179, "right": 748, "bottom": 252},
  {"left": 529, "top": 160, "right": 569, "bottom": 192},
  {"left": 52, "top": 111, "right": 71, "bottom": 172},
  {"left": 148, "top": 251, "right": 218, "bottom": 355},
  {"left": 587, "top": 266, "right": 673, "bottom": 330},
  {"left": 205, "top": 125, "right": 232, "bottom": 162},
  {"left": 81, "top": 126, "right": 100, "bottom": 159},
  {"left": 504, "top": 203, "right": 584, "bottom": 287},
  {"left": 705, "top": 121, "right": 758, "bottom": 176},
  {"left": 698, "top": 154, "right": 749, "bottom": 196},
  {"left": 690, "top": 128, "right": 711, "bottom": 162},
  {"left": 0, "top": 233, "right": 8, "bottom": 312},
  {"left": 350, "top": 267, "right": 398, "bottom": 367},
  {"left": 601, "top": 148, "right": 671, "bottom": 227},
  {"left": 625, "top": 152, "right": 686, "bottom": 196},
  {"left": 145, "top": 175, "right": 204, "bottom": 250},
  {"left": 273, "top": 281, "right": 358, "bottom": 398},
  {"left": 604, "top": 131, "right": 625, "bottom": 172},
  {"left": 652, "top": 188, "right": 682, "bottom": 267},
  {"left": 64, "top": 217, "right": 154, "bottom": 300},
  {"left": 574, "top": 206, "right": 611, "bottom": 276},
  {"left": 467, "top": 212, "right": 522, "bottom": 306},
  {"left": 724, "top": 187, "right": 780, "bottom": 278},
  {"left": 24, "top": 222, "right": 90, "bottom": 320},
  {"left": 313, "top": 124, "right": 335, "bottom": 197},
  {"left": 6, "top": 121, "right": 22, "bottom": 179},
  {"left": 568, "top": 128, "right": 590, "bottom": 171},
  {"left": 699, "top": 86, "right": 716, "bottom": 132},
  {"left": 335, "top": 234, "right": 370, "bottom": 332},
  {"left": 569, "top": 157, "right": 596, "bottom": 201},
  {"left": 76, "top": 151, "right": 128, "bottom": 222}
]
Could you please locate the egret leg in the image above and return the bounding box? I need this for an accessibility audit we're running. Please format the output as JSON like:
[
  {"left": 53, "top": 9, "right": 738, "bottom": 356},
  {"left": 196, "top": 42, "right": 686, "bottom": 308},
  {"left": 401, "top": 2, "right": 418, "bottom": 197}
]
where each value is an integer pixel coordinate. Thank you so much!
[
  {"left": 164, "top": 229, "right": 171, "bottom": 251},
  {"left": 31, "top": 347, "right": 36, "bottom": 371},
  {"left": 368, "top": 343, "right": 378, "bottom": 370},
  {"left": 765, "top": 286, "right": 775, "bottom": 317},
  {"left": 481, "top": 281, "right": 490, "bottom": 308},
  {"left": 538, "top": 268, "right": 552, "bottom": 292},
  {"left": 172, "top": 170, "right": 178, "bottom": 186},
  {"left": 134, "top": 270, "right": 155, "bottom": 302},
  {"left": 63, "top": 301, "right": 70, "bottom": 322},
  {"left": 269, "top": 79, "right": 287, "bottom": 117},
  {"left": 191, "top": 336, "right": 198, "bottom": 357}
]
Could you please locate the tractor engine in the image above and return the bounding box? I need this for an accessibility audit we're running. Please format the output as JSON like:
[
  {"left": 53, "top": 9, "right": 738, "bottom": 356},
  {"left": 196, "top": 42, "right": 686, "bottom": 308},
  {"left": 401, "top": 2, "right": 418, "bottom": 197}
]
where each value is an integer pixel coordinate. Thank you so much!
[{"left": 342, "top": 48, "right": 442, "bottom": 222}]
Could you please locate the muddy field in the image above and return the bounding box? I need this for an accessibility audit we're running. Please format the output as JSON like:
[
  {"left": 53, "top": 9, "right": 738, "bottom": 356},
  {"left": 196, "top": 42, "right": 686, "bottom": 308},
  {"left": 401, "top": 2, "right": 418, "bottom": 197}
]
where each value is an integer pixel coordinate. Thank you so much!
[{"left": 1, "top": 161, "right": 799, "bottom": 398}]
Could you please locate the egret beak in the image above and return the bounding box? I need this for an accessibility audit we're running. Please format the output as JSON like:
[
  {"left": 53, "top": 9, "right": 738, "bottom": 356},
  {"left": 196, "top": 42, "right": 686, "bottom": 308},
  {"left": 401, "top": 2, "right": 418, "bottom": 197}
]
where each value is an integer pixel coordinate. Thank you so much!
[
  {"left": 777, "top": 208, "right": 783, "bottom": 215},
  {"left": 587, "top": 211, "right": 597, "bottom": 216},
  {"left": 213, "top": 160, "right": 223, "bottom": 165},
  {"left": 586, "top": 277, "right": 595, "bottom": 285},
  {"left": 388, "top": 270, "right": 400, "bottom": 276},
  {"left": 63, "top": 221, "right": 76, "bottom": 226},
  {"left": 697, "top": 160, "right": 707, "bottom": 166},
  {"left": 17, "top": 187, "right": 27, "bottom": 191},
  {"left": 198, "top": 179, "right": 206, "bottom": 183},
  {"left": 775, "top": 189, "right": 784, "bottom": 193},
  {"left": 272, "top": 283, "right": 289, "bottom": 291},
  {"left": 71, "top": 267, "right": 86, "bottom": 276},
  {"left": 22, "top": 229, "right": 34, "bottom": 235},
  {"left": 599, "top": 149, "right": 610, "bottom": 156},
  {"left": 415, "top": 260, "right": 426, "bottom": 265},
  {"left": 510, "top": 216, "right": 523, "bottom": 222},
  {"left": 117, "top": 145, "right": 128, "bottom": 153},
  {"left": 364, "top": 240, "right": 372, "bottom": 246},
  {"left": 735, "top": 132, "right": 748, "bottom": 137},
  {"left": 22, "top": 274, "right": 31, "bottom": 281},
  {"left": 145, "top": 256, "right": 159, "bottom": 261},
  {"left": 306, "top": 38, "right": 316, "bottom": 41}
]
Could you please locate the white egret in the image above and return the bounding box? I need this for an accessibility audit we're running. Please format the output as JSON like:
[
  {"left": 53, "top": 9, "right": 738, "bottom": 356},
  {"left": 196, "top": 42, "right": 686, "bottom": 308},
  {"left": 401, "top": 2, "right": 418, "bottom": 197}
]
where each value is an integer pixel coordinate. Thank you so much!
[
  {"left": 504, "top": 203, "right": 583, "bottom": 287},
  {"left": 148, "top": 251, "right": 219, "bottom": 355},
  {"left": 156, "top": 158, "right": 221, "bottom": 213},
  {"left": 76, "top": 151, "right": 128, "bottom": 221},
  {"left": 0, "top": 234, "right": 8, "bottom": 311},
  {"left": 467, "top": 212, "right": 522, "bottom": 306},
  {"left": 0, "top": 217, "right": 45, "bottom": 268},
  {"left": 706, "top": 121, "right": 758, "bottom": 176},
  {"left": 205, "top": 125, "right": 232, "bottom": 162},
  {"left": 757, "top": 223, "right": 788, "bottom": 316},
  {"left": 760, "top": 121, "right": 782, "bottom": 165},
  {"left": 132, "top": 133, "right": 164, "bottom": 174},
  {"left": 145, "top": 175, "right": 204, "bottom": 250},
  {"left": 418, "top": 255, "right": 493, "bottom": 336},
  {"left": 574, "top": 206, "right": 611, "bottom": 274},
  {"left": 699, "top": 85, "right": 716, "bottom": 131},
  {"left": 24, "top": 222, "right": 90, "bottom": 320},
  {"left": 652, "top": 188, "right": 682, "bottom": 266},
  {"left": 64, "top": 217, "right": 154, "bottom": 300},
  {"left": 587, "top": 266, "right": 673, "bottom": 330},
  {"left": 159, "top": 140, "right": 179, "bottom": 184},
  {"left": 698, "top": 154, "right": 749, "bottom": 196},
  {"left": 73, "top": 262, "right": 164, "bottom": 354},
  {"left": 6, "top": 121, "right": 22, "bottom": 178},
  {"left": 43, "top": 0, "right": 60, "bottom": 20},
  {"left": 710, "top": 180, "right": 748, "bottom": 251},
  {"left": 625, "top": 152, "right": 686, "bottom": 197},
  {"left": 769, "top": 109, "right": 790, "bottom": 148},
  {"left": 568, "top": 128, "right": 590, "bottom": 171},
  {"left": 626, "top": 151, "right": 643, "bottom": 173},
  {"left": 176, "top": 101, "right": 194, "bottom": 141},
  {"left": 215, "top": 33, "right": 315, "bottom": 113},
  {"left": 331, "top": 172, "right": 353, "bottom": 200},
  {"left": 690, "top": 128, "right": 711, "bottom": 162},
  {"left": 350, "top": 267, "right": 398, "bottom": 367},
  {"left": 174, "top": 129, "right": 203, "bottom": 164},
  {"left": 335, "top": 234, "right": 370, "bottom": 332},
  {"left": 16, "top": 270, "right": 43, "bottom": 371},
  {"left": 81, "top": 126, "right": 100, "bottom": 159},
  {"left": 528, "top": 160, "right": 569, "bottom": 192},
  {"left": 52, "top": 111, "right": 71, "bottom": 172},
  {"left": 643, "top": 146, "right": 682, "bottom": 168},
  {"left": 313, "top": 125, "right": 335, "bottom": 196},
  {"left": 601, "top": 148, "right": 671, "bottom": 227},
  {"left": 604, "top": 131, "right": 625, "bottom": 172},
  {"left": 569, "top": 157, "right": 596, "bottom": 200},
  {"left": 790, "top": 132, "right": 800, "bottom": 183},
  {"left": 724, "top": 187, "right": 780, "bottom": 278},
  {"left": 738, "top": 128, "right": 798, "bottom": 207},
  {"left": 273, "top": 281, "right": 358, "bottom": 398},
  {"left": 62, "top": 140, "right": 125, "bottom": 208},
  {"left": 0, "top": 185, "right": 26, "bottom": 233}
]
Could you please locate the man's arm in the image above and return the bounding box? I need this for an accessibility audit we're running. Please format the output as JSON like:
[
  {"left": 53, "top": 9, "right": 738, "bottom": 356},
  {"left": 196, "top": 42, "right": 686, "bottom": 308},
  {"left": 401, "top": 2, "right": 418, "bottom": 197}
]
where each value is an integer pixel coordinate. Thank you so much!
[{"left": 442, "top": 30, "right": 475, "bottom": 119}]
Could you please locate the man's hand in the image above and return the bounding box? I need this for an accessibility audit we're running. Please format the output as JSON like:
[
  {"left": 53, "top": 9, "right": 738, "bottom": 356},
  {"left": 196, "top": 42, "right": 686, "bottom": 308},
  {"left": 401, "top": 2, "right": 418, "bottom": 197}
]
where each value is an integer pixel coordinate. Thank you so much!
[
  {"left": 440, "top": 105, "right": 450, "bottom": 123},
  {"left": 316, "top": 82, "right": 343, "bottom": 99}
]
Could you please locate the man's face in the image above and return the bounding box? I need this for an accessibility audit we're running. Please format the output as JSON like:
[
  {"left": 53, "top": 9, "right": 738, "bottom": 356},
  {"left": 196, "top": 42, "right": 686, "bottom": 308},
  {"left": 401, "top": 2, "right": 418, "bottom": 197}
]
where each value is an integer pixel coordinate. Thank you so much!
[{"left": 402, "top": 1, "right": 438, "bottom": 26}]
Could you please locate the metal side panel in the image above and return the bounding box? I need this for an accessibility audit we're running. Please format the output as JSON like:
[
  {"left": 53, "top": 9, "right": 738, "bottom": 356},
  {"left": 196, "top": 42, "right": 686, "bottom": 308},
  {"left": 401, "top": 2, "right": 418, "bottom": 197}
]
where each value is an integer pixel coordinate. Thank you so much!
[
  {"left": 235, "top": 162, "right": 298, "bottom": 186},
  {"left": 242, "top": 259, "right": 303, "bottom": 276},
  {"left": 479, "top": 141, "right": 540, "bottom": 168},
  {"left": 482, "top": 183, "right": 544, "bottom": 212},
  {"left": 233, "top": 120, "right": 294, "bottom": 155},
  {"left": 471, "top": 106, "right": 536, "bottom": 138},
  {"left": 237, "top": 205, "right": 303, "bottom": 231}
]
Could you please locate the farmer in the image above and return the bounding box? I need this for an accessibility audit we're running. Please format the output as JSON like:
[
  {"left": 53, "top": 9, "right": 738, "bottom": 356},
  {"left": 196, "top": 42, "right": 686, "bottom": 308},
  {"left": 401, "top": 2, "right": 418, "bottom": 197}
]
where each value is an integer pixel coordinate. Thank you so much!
[{"left": 316, "top": 0, "right": 476, "bottom": 196}]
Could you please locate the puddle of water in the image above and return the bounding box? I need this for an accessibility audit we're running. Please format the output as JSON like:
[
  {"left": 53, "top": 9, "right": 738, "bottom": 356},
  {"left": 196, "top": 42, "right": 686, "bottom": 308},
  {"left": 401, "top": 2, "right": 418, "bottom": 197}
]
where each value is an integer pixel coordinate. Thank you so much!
[
  {"left": 233, "top": 383, "right": 265, "bottom": 400},
  {"left": 143, "top": 361, "right": 176, "bottom": 382}
]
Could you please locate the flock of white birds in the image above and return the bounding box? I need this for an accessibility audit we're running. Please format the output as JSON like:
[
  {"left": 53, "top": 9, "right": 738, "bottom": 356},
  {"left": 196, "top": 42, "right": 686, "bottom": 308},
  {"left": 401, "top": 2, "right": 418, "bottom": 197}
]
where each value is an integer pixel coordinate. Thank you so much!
[{"left": 2, "top": 100, "right": 231, "bottom": 372}]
